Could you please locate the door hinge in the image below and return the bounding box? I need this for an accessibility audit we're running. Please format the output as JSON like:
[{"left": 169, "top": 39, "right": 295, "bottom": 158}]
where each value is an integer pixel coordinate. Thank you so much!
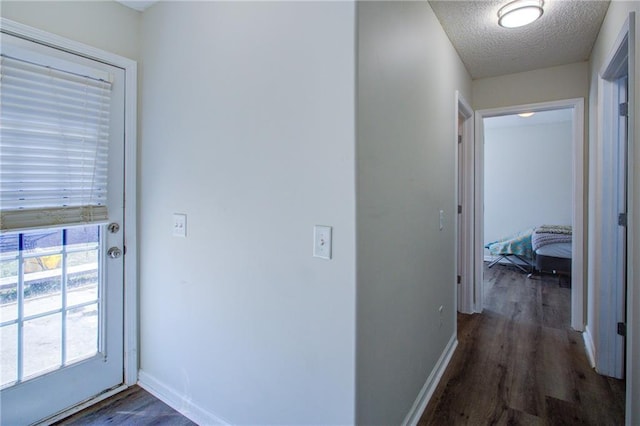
[
  {"left": 618, "top": 212, "right": 627, "bottom": 227},
  {"left": 458, "top": 205, "right": 462, "bottom": 214},
  {"left": 619, "top": 102, "right": 628, "bottom": 117},
  {"left": 458, "top": 135, "right": 462, "bottom": 144},
  {"left": 457, "top": 275, "right": 462, "bottom": 284},
  {"left": 617, "top": 322, "right": 626, "bottom": 337}
]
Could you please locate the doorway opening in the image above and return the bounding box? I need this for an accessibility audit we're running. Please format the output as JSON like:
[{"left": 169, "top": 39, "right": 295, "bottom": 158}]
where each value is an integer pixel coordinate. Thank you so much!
[{"left": 472, "top": 99, "right": 585, "bottom": 331}]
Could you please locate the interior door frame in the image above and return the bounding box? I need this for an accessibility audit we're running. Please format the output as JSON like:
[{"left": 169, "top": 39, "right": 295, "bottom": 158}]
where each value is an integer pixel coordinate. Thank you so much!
[
  {"left": 473, "top": 98, "right": 585, "bottom": 332},
  {"left": 588, "top": 12, "right": 634, "bottom": 382},
  {"left": 455, "top": 91, "right": 474, "bottom": 314},
  {"left": 0, "top": 17, "right": 138, "bottom": 397}
]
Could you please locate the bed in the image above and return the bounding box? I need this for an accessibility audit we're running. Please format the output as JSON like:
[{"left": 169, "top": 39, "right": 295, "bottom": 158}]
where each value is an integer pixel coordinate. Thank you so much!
[
  {"left": 531, "top": 225, "right": 572, "bottom": 275},
  {"left": 485, "top": 225, "right": 572, "bottom": 276},
  {"left": 485, "top": 228, "right": 534, "bottom": 273}
]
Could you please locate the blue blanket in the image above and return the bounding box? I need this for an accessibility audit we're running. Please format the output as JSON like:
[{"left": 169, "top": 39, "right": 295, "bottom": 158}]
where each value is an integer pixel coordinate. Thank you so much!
[{"left": 485, "top": 228, "right": 534, "bottom": 259}]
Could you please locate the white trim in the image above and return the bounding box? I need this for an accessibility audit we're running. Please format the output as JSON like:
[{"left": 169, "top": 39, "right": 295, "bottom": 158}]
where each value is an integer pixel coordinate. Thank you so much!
[
  {"left": 122, "top": 44, "right": 139, "bottom": 389},
  {"left": 402, "top": 334, "right": 458, "bottom": 426},
  {"left": 594, "top": 76, "right": 625, "bottom": 378},
  {"left": 593, "top": 14, "right": 631, "bottom": 380},
  {"left": 473, "top": 112, "right": 485, "bottom": 313},
  {"left": 592, "top": 8, "right": 635, "bottom": 395},
  {"left": 0, "top": 16, "right": 139, "bottom": 389},
  {"left": 475, "top": 98, "right": 585, "bottom": 330},
  {"left": 624, "top": 12, "right": 635, "bottom": 426},
  {"left": 600, "top": 17, "right": 632, "bottom": 79},
  {"left": 455, "top": 91, "right": 474, "bottom": 314},
  {"left": 138, "top": 370, "right": 230, "bottom": 425},
  {"left": 571, "top": 100, "right": 586, "bottom": 332},
  {"left": 583, "top": 325, "right": 597, "bottom": 369}
]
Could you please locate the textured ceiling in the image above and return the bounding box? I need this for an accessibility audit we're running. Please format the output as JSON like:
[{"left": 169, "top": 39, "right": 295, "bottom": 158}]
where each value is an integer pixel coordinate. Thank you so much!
[{"left": 429, "top": 0, "right": 610, "bottom": 79}]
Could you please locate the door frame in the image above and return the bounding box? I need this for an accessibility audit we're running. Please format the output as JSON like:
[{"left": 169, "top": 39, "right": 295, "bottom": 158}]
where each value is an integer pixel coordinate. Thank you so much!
[
  {"left": 455, "top": 91, "right": 474, "bottom": 314},
  {"left": 0, "top": 17, "right": 138, "bottom": 395},
  {"left": 588, "top": 12, "right": 635, "bottom": 382},
  {"left": 472, "top": 98, "right": 585, "bottom": 332}
]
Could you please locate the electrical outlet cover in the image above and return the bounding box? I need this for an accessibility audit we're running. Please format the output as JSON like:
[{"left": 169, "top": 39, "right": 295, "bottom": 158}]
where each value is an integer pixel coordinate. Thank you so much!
[{"left": 173, "top": 213, "right": 187, "bottom": 237}]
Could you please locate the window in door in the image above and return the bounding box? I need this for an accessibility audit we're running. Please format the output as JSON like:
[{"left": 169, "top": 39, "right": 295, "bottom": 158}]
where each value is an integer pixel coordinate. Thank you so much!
[{"left": 0, "top": 226, "right": 102, "bottom": 387}]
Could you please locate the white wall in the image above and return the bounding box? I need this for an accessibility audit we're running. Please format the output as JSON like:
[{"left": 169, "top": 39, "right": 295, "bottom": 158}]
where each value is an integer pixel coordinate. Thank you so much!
[
  {"left": 356, "top": 2, "right": 472, "bottom": 424},
  {"left": 139, "top": 2, "right": 356, "bottom": 424},
  {"left": 587, "top": 2, "right": 640, "bottom": 424},
  {"left": 0, "top": 1, "right": 140, "bottom": 61},
  {"left": 473, "top": 62, "right": 589, "bottom": 111},
  {"left": 484, "top": 119, "right": 573, "bottom": 247}
]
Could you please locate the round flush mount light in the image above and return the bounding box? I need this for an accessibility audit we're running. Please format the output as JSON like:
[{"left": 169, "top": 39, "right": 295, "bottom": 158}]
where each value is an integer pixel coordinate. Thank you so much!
[
  {"left": 498, "top": 0, "right": 544, "bottom": 28},
  {"left": 518, "top": 112, "right": 535, "bottom": 118}
]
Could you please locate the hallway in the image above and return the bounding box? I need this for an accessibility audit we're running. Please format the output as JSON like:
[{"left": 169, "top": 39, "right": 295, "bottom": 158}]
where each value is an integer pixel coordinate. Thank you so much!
[{"left": 419, "top": 265, "right": 625, "bottom": 425}]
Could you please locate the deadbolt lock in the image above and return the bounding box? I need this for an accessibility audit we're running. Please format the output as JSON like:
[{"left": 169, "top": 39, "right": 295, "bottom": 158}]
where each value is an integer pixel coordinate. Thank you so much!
[{"left": 107, "top": 247, "right": 122, "bottom": 259}]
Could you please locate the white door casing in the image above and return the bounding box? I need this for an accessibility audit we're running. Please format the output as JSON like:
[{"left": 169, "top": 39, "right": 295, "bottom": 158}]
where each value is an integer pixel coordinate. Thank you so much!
[
  {"left": 455, "top": 91, "right": 474, "bottom": 315},
  {"left": 592, "top": 14, "right": 633, "bottom": 379},
  {"left": 473, "top": 99, "right": 585, "bottom": 330}
]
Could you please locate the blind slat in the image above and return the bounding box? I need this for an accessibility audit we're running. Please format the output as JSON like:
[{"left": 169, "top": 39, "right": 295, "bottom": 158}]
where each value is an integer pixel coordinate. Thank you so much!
[
  {"left": 1, "top": 122, "right": 110, "bottom": 139},
  {"left": 2, "top": 82, "right": 110, "bottom": 103},
  {"left": 0, "top": 54, "right": 113, "bottom": 232},
  {"left": 0, "top": 207, "right": 109, "bottom": 233}
]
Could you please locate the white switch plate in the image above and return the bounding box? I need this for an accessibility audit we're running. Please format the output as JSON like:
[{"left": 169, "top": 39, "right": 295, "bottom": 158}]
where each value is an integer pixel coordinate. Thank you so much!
[
  {"left": 439, "top": 210, "right": 444, "bottom": 231},
  {"left": 313, "top": 225, "right": 332, "bottom": 260},
  {"left": 173, "top": 213, "right": 187, "bottom": 237}
]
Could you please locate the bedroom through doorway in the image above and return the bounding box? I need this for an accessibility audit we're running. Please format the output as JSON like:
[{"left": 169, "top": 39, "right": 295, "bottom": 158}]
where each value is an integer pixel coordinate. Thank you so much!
[
  {"left": 473, "top": 99, "right": 585, "bottom": 331},
  {"left": 483, "top": 109, "right": 574, "bottom": 285}
]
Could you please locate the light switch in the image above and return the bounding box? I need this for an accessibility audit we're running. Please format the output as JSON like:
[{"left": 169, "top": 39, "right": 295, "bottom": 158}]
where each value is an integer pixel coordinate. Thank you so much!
[
  {"left": 173, "top": 213, "right": 187, "bottom": 237},
  {"left": 439, "top": 210, "right": 444, "bottom": 231},
  {"left": 313, "top": 225, "right": 332, "bottom": 260}
]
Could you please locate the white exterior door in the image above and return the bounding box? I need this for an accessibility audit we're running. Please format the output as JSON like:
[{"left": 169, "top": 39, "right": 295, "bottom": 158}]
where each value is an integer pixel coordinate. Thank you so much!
[{"left": 0, "top": 33, "right": 126, "bottom": 425}]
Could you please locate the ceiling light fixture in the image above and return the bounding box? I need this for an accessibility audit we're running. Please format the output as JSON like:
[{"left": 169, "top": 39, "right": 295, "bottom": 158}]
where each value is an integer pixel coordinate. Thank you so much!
[
  {"left": 518, "top": 112, "right": 535, "bottom": 118},
  {"left": 498, "top": 0, "right": 544, "bottom": 28}
]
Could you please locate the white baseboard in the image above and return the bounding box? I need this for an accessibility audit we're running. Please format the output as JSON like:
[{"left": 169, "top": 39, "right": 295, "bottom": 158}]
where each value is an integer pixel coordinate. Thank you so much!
[
  {"left": 583, "top": 325, "right": 596, "bottom": 369},
  {"left": 402, "top": 333, "right": 458, "bottom": 426},
  {"left": 138, "top": 370, "right": 229, "bottom": 425}
]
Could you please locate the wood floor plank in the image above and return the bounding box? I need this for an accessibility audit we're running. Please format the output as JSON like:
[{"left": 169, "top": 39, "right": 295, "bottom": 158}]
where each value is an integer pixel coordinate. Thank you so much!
[
  {"left": 419, "top": 264, "right": 625, "bottom": 425},
  {"left": 494, "top": 407, "right": 545, "bottom": 426},
  {"left": 545, "top": 395, "right": 586, "bottom": 425},
  {"left": 55, "top": 386, "right": 195, "bottom": 426}
]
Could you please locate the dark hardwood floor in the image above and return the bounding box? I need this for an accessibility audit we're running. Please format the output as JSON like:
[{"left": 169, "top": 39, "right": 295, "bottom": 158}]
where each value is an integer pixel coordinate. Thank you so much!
[
  {"left": 419, "top": 264, "right": 625, "bottom": 425},
  {"left": 55, "top": 264, "right": 625, "bottom": 425},
  {"left": 55, "top": 386, "right": 195, "bottom": 425}
]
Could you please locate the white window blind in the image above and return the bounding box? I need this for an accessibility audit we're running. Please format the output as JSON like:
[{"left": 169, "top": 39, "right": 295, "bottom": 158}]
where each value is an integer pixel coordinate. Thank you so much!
[{"left": 0, "top": 54, "right": 113, "bottom": 232}]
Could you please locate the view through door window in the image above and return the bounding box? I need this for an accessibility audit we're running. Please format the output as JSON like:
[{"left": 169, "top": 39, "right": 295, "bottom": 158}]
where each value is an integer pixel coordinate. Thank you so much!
[{"left": 0, "top": 225, "right": 101, "bottom": 387}]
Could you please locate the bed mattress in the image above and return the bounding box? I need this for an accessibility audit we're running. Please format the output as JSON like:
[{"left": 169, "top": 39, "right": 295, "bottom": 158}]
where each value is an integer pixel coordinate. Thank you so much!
[{"left": 535, "top": 242, "right": 572, "bottom": 259}]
